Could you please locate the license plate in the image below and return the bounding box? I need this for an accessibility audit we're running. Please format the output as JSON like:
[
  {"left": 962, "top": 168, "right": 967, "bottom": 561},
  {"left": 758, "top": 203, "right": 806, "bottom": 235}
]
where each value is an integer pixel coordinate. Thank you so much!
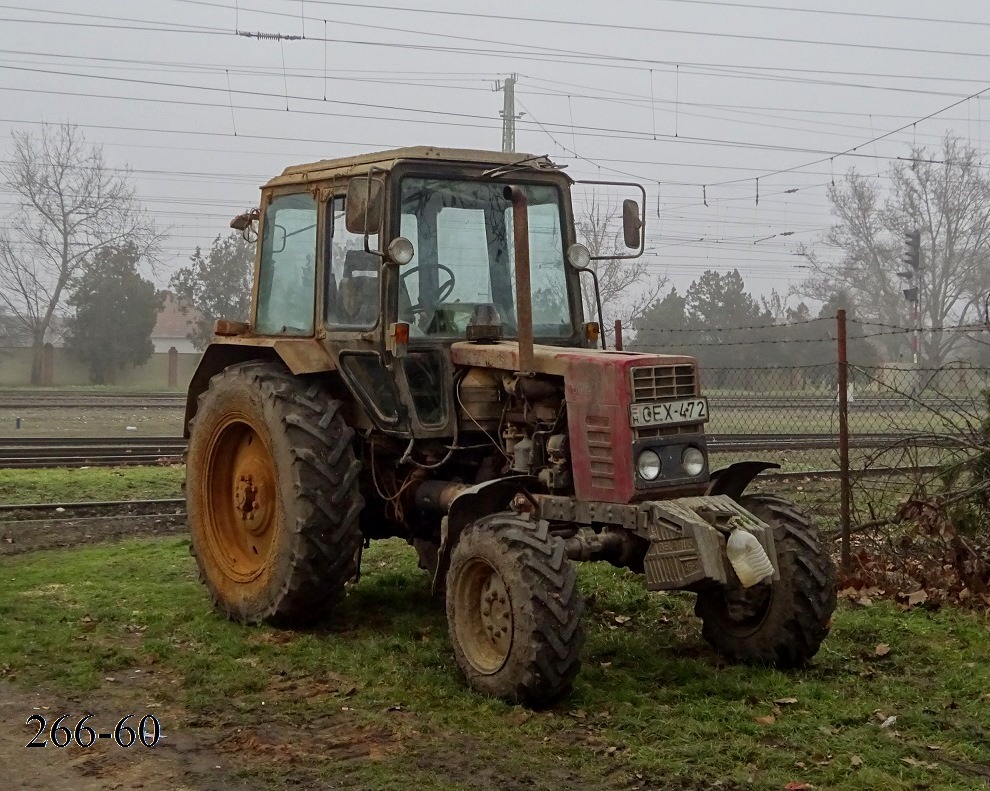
[{"left": 629, "top": 397, "right": 709, "bottom": 428}]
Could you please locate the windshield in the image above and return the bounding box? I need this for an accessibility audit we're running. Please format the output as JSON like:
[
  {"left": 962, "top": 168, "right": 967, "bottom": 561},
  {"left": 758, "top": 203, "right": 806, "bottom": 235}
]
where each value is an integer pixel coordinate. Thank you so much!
[{"left": 398, "top": 178, "right": 573, "bottom": 339}]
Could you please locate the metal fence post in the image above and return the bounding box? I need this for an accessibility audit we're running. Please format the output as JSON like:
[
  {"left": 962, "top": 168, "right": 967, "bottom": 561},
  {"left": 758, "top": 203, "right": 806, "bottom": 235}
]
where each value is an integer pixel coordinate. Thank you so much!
[
  {"left": 837, "top": 309, "right": 851, "bottom": 572},
  {"left": 614, "top": 319, "right": 623, "bottom": 351}
]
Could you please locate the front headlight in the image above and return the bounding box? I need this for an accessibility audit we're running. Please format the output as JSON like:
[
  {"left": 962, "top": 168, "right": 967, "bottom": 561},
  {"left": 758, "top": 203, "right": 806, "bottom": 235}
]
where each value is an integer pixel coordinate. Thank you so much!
[
  {"left": 637, "top": 449, "right": 662, "bottom": 481},
  {"left": 681, "top": 446, "right": 706, "bottom": 476}
]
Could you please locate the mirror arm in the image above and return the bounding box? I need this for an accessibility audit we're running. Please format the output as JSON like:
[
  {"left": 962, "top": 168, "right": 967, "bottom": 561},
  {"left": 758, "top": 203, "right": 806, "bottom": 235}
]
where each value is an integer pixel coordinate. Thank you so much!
[
  {"left": 570, "top": 263, "right": 607, "bottom": 351},
  {"left": 574, "top": 180, "right": 647, "bottom": 261}
]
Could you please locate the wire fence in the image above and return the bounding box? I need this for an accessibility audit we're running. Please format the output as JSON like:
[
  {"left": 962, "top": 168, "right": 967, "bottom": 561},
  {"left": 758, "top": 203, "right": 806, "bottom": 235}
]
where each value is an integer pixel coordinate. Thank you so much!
[
  {"left": 624, "top": 310, "right": 990, "bottom": 593},
  {"left": 2, "top": 310, "right": 989, "bottom": 593}
]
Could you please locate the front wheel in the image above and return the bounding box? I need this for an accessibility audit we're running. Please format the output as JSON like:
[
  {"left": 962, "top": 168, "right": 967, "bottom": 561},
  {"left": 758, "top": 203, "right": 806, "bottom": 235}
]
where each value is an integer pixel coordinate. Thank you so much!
[
  {"left": 695, "top": 495, "right": 836, "bottom": 667},
  {"left": 446, "top": 514, "right": 584, "bottom": 705}
]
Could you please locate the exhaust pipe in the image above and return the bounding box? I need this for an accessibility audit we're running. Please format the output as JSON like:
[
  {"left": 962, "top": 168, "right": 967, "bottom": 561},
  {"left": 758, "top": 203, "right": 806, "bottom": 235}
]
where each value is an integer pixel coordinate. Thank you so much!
[{"left": 503, "top": 185, "right": 534, "bottom": 375}]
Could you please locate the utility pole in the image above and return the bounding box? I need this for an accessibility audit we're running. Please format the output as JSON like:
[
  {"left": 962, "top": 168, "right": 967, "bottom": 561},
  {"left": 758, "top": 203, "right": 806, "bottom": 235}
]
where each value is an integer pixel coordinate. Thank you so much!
[{"left": 494, "top": 74, "right": 521, "bottom": 152}]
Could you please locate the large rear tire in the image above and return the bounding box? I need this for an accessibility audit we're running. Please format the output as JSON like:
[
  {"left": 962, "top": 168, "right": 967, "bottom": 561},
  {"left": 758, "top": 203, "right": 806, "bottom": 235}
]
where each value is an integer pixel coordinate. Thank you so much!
[
  {"left": 695, "top": 495, "right": 836, "bottom": 667},
  {"left": 446, "top": 514, "right": 584, "bottom": 705},
  {"left": 186, "top": 361, "right": 363, "bottom": 626}
]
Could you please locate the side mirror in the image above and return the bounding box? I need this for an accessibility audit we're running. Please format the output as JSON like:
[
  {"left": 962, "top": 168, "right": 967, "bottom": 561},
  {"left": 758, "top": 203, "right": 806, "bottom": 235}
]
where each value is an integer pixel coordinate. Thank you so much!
[
  {"left": 231, "top": 208, "right": 260, "bottom": 243},
  {"left": 345, "top": 176, "right": 384, "bottom": 235},
  {"left": 622, "top": 199, "right": 642, "bottom": 249}
]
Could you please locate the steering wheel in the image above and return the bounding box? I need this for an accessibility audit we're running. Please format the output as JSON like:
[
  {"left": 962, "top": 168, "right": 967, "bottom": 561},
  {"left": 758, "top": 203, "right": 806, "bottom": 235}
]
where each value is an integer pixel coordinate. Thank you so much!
[{"left": 401, "top": 264, "right": 456, "bottom": 312}]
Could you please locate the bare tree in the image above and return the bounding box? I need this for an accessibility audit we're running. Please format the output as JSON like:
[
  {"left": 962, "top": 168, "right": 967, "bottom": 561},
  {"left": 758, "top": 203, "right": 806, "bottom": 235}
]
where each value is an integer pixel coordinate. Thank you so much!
[
  {"left": 575, "top": 193, "right": 666, "bottom": 341},
  {"left": 0, "top": 124, "right": 160, "bottom": 384},
  {"left": 796, "top": 135, "right": 990, "bottom": 367}
]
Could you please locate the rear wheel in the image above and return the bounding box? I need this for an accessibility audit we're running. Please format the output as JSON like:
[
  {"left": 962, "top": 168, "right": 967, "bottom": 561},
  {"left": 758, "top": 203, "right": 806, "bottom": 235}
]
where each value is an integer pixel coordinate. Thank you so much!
[
  {"left": 695, "top": 495, "right": 836, "bottom": 667},
  {"left": 186, "top": 361, "right": 363, "bottom": 626},
  {"left": 446, "top": 514, "right": 584, "bottom": 705}
]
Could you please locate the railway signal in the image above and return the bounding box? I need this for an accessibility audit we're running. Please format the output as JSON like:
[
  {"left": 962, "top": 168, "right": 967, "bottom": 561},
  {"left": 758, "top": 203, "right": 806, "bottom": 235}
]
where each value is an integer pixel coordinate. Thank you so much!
[{"left": 896, "top": 228, "right": 922, "bottom": 364}]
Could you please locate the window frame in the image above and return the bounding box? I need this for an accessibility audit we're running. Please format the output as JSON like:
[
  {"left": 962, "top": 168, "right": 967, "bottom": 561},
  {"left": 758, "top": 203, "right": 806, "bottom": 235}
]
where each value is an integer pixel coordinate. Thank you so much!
[
  {"left": 324, "top": 194, "right": 383, "bottom": 331},
  {"left": 251, "top": 189, "right": 320, "bottom": 337},
  {"left": 389, "top": 166, "right": 582, "bottom": 347}
]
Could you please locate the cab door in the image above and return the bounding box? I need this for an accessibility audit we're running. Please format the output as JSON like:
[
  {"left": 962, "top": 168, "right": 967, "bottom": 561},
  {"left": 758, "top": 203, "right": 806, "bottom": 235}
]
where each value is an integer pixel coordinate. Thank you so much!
[{"left": 254, "top": 192, "right": 318, "bottom": 337}]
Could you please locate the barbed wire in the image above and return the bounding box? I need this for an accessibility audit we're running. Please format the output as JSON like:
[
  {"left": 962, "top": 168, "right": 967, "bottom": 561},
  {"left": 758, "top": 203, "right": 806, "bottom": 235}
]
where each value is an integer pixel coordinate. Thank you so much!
[
  {"left": 632, "top": 321, "right": 987, "bottom": 345},
  {"left": 629, "top": 316, "right": 831, "bottom": 334}
]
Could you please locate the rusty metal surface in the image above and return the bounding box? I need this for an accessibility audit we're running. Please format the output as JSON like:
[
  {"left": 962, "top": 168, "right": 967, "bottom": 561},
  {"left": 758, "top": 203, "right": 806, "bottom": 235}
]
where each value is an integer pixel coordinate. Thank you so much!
[
  {"left": 504, "top": 185, "right": 534, "bottom": 374},
  {"left": 214, "top": 318, "right": 250, "bottom": 336},
  {"left": 197, "top": 337, "right": 335, "bottom": 375},
  {"left": 450, "top": 340, "right": 696, "bottom": 377},
  {"left": 271, "top": 339, "right": 336, "bottom": 374},
  {"left": 535, "top": 495, "right": 639, "bottom": 530},
  {"left": 267, "top": 147, "right": 558, "bottom": 189}
]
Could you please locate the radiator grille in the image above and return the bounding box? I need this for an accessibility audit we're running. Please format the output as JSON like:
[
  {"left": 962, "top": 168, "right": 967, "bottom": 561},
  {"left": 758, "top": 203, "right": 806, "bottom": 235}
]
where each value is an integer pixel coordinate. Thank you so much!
[
  {"left": 631, "top": 364, "right": 696, "bottom": 402},
  {"left": 631, "top": 364, "right": 701, "bottom": 440}
]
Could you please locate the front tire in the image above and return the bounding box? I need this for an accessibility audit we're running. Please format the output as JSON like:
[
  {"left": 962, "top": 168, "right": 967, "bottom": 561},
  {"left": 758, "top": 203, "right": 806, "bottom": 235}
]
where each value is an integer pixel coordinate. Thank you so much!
[
  {"left": 446, "top": 515, "right": 584, "bottom": 705},
  {"left": 695, "top": 495, "right": 836, "bottom": 667},
  {"left": 186, "top": 361, "right": 364, "bottom": 626}
]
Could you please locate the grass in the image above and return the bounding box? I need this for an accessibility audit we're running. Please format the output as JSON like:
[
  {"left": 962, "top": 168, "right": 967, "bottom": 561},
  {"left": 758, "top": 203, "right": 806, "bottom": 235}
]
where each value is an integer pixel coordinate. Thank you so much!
[
  {"left": 0, "top": 466, "right": 185, "bottom": 504},
  {"left": 1, "top": 537, "right": 988, "bottom": 790}
]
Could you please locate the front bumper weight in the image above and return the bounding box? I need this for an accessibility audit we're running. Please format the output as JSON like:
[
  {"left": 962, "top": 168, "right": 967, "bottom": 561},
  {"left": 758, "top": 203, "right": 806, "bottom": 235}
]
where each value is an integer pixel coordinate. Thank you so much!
[{"left": 639, "top": 495, "right": 778, "bottom": 592}]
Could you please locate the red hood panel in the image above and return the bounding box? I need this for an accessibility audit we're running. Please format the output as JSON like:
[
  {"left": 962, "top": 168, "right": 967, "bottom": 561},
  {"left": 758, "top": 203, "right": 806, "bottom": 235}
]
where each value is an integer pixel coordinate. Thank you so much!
[{"left": 451, "top": 341, "right": 698, "bottom": 504}]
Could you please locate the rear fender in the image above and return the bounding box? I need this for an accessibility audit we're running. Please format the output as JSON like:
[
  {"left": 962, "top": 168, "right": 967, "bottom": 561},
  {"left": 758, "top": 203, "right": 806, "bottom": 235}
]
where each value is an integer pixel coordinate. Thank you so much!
[
  {"left": 705, "top": 461, "right": 780, "bottom": 500},
  {"left": 184, "top": 343, "right": 276, "bottom": 436},
  {"left": 184, "top": 338, "right": 338, "bottom": 436},
  {"left": 432, "top": 475, "right": 539, "bottom": 594}
]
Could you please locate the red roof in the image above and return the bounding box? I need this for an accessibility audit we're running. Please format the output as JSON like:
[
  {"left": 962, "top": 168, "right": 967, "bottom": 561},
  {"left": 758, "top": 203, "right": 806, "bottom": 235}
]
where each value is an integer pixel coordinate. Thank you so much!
[{"left": 153, "top": 292, "right": 202, "bottom": 339}]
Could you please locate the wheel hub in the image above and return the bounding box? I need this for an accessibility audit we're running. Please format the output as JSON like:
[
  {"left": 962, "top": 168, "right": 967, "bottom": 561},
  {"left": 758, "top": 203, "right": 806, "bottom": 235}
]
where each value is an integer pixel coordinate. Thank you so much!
[
  {"left": 200, "top": 416, "right": 279, "bottom": 582},
  {"left": 453, "top": 558, "right": 514, "bottom": 674},
  {"left": 480, "top": 573, "right": 512, "bottom": 653}
]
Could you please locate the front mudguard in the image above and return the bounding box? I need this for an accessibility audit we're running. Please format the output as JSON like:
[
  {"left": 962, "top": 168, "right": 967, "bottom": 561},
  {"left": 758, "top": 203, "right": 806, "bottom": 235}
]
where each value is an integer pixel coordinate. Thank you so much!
[
  {"left": 432, "top": 475, "right": 540, "bottom": 595},
  {"left": 706, "top": 461, "right": 780, "bottom": 500}
]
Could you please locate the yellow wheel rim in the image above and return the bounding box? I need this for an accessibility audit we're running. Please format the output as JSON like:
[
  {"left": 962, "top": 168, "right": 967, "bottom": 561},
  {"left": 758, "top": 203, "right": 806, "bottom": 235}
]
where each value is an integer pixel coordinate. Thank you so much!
[
  {"left": 199, "top": 413, "right": 279, "bottom": 584},
  {"left": 453, "top": 558, "right": 513, "bottom": 674}
]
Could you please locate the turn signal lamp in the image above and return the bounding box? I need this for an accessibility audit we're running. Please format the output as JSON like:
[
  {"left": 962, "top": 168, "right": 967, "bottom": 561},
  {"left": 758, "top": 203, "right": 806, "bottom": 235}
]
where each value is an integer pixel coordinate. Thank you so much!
[
  {"left": 584, "top": 321, "right": 600, "bottom": 344},
  {"left": 390, "top": 322, "right": 409, "bottom": 358}
]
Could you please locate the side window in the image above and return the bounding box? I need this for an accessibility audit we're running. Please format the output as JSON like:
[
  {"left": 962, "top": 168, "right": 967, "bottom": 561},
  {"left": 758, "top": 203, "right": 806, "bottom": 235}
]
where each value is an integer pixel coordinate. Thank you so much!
[
  {"left": 327, "top": 196, "right": 380, "bottom": 328},
  {"left": 255, "top": 193, "right": 317, "bottom": 335}
]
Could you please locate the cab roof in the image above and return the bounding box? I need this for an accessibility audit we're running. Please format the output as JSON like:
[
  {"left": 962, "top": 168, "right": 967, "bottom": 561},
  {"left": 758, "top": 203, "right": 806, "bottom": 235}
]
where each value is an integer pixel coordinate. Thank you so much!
[{"left": 264, "top": 147, "right": 561, "bottom": 188}]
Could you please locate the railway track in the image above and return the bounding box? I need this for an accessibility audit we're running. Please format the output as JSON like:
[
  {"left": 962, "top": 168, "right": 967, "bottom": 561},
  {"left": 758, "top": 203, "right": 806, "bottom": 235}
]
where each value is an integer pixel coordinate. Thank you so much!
[
  {"left": 0, "top": 497, "right": 188, "bottom": 555},
  {"left": 0, "top": 436, "right": 186, "bottom": 468},
  {"left": 0, "top": 432, "right": 965, "bottom": 469},
  {"left": 0, "top": 391, "right": 185, "bottom": 409}
]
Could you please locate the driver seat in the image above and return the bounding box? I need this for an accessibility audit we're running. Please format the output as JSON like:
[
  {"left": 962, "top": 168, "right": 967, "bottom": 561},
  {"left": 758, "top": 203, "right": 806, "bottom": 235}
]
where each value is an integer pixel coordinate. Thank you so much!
[{"left": 338, "top": 250, "right": 379, "bottom": 325}]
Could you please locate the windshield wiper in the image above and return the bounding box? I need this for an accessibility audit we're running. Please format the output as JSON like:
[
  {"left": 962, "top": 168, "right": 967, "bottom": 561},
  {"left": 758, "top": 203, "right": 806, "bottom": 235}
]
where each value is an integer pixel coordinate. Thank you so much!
[{"left": 480, "top": 155, "right": 565, "bottom": 179}]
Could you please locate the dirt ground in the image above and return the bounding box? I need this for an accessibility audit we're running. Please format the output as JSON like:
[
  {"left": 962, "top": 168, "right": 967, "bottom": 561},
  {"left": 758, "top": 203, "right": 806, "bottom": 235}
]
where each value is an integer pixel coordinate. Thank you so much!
[
  {"left": 1, "top": 512, "right": 186, "bottom": 556},
  {"left": 0, "top": 674, "right": 396, "bottom": 790},
  {"left": 1, "top": 681, "right": 236, "bottom": 791}
]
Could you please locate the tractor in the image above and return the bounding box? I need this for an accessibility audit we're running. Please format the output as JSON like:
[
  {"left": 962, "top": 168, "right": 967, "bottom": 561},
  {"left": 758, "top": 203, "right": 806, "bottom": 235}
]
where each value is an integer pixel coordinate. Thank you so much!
[{"left": 184, "top": 147, "right": 836, "bottom": 704}]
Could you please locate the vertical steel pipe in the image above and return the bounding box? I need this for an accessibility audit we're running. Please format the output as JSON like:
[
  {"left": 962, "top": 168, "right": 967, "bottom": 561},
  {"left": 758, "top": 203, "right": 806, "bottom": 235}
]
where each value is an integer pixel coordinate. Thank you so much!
[
  {"left": 837, "top": 308, "right": 851, "bottom": 572},
  {"left": 503, "top": 186, "right": 534, "bottom": 375}
]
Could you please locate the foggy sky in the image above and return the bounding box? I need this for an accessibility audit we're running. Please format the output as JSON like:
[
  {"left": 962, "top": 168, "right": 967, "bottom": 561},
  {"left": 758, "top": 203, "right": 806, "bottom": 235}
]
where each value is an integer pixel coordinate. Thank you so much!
[{"left": 1, "top": 0, "right": 988, "bottom": 300}]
